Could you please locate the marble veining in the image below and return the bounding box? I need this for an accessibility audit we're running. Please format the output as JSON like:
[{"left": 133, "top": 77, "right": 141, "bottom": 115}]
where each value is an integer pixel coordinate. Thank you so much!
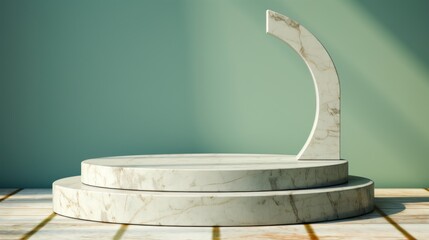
[
  {"left": 81, "top": 154, "right": 348, "bottom": 191},
  {"left": 53, "top": 176, "right": 374, "bottom": 226},
  {"left": 266, "top": 10, "right": 340, "bottom": 160}
]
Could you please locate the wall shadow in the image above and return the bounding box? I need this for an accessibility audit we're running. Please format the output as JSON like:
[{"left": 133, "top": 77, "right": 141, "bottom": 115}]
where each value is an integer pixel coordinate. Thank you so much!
[{"left": 352, "top": 0, "right": 429, "bottom": 72}]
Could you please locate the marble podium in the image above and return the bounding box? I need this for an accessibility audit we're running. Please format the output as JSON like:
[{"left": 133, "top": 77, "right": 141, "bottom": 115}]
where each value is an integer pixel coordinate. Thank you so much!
[{"left": 53, "top": 10, "right": 374, "bottom": 226}]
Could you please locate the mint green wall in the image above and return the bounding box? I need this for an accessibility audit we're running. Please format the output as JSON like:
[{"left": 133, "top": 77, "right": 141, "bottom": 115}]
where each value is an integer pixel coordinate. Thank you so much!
[{"left": 1, "top": 0, "right": 428, "bottom": 188}]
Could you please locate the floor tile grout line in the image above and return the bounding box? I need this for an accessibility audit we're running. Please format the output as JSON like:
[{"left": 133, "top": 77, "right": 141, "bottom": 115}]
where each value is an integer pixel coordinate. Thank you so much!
[
  {"left": 304, "top": 224, "right": 319, "bottom": 240},
  {"left": 0, "top": 188, "right": 23, "bottom": 202},
  {"left": 112, "top": 224, "right": 129, "bottom": 240},
  {"left": 374, "top": 205, "right": 417, "bottom": 240},
  {"left": 20, "top": 212, "right": 56, "bottom": 240}
]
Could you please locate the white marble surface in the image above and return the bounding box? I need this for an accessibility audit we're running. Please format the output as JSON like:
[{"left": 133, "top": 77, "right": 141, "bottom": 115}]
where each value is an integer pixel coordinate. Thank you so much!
[
  {"left": 81, "top": 154, "right": 348, "bottom": 191},
  {"left": 266, "top": 10, "right": 340, "bottom": 160},
  {"left": 53, "top": 176, "right": 373, "bottom": 226}
]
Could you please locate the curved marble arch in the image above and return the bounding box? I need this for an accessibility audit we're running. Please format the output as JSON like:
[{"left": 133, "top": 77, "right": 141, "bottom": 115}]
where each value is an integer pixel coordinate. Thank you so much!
[{"left": 266, "top": 10, "right": 340, "bottom": 160}]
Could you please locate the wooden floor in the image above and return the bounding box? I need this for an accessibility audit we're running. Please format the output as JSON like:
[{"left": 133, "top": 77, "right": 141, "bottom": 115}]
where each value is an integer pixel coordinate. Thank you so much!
[{"left": 0, "top": 188, "right": 428, "bottom": 240}]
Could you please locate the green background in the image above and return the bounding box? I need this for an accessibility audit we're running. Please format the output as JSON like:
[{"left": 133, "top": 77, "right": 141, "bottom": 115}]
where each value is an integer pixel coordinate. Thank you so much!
[{"left": 1, "top": 0, "right": 428, "bottom": 188}]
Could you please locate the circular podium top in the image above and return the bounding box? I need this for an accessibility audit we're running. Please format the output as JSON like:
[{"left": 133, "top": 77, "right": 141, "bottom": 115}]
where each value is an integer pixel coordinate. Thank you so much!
[{"left": 81, "top": 154, "right": 347, "bottom": 192}]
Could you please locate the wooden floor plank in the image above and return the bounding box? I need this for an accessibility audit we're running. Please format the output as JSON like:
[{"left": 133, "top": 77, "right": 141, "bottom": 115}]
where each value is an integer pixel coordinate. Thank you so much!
[
  {"left": 29, "top": 215, "right": 120, "bottom": 240},
  {"left": 398, "top": 224, "right": 429, "bottom": 240},
  {"left": 309, "top": 224, "right": 406, "bottom": 240},
  {"left": 0, "top": 208, "right": 53, "bottom": 216},
  {"left": 314, "top": 211, "right": 388, "bottom": 225},
  {"left": 0, "top": 189, "right": 54, "bottom": 240},
  {"left": 375, "top": 188, "right": 429, "bottom": 197},
  {"left": 376, "top": 197, "right": 429, "bottom": 209},
  {"left": 375, "top": 206, "right": 417, "bottom": 240},
  {"left": 123, "top": 224, "right": 311, "bottom": 240},
  {"left": 380, "top": 208, "right": 429, "bottom": 224},
  {"left": 0, "top": 189, "right": 20, "bottom": 201},
  {"left": 20, "top": 212, "right": 56, "bottom": 240},
  {"left": 215, "top": 225, "right": 311, "bottom": 240},
  {"left": 0, "top": 189, "right": 52, "bottom": 208},
  {"left": 115, "top": 225, "right": 212, "bottom": 240},
  {"left": 0, "top": 213, "right": 54, "bottom": 239}
]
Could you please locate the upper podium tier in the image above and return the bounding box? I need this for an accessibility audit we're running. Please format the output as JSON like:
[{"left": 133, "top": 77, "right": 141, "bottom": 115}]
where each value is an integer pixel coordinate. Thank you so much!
[{"left": 81, "top": 154, "right": 347, "bottom": 192}]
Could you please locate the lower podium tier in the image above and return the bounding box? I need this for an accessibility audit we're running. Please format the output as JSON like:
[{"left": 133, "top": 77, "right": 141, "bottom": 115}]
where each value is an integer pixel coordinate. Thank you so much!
[{"left": 53, "top": 176, "right": 374, "bottom": 226}]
